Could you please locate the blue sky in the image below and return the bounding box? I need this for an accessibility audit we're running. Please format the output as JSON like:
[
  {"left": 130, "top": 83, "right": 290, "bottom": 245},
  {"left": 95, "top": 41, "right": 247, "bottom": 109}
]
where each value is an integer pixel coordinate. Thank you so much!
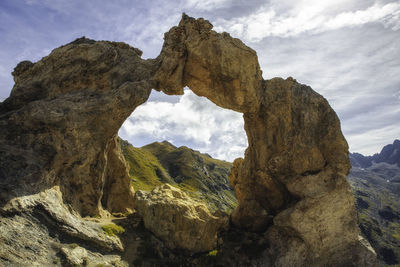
[{"left": 1, "top": 0, "right": 399, "bottom": 160}]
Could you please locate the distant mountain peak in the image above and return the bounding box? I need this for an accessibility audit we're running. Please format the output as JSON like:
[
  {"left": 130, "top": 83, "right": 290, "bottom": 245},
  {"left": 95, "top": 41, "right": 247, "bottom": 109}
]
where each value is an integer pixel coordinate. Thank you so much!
[
  {"left": 161, "top": 140, "right": 176, "bottom": 147},
  {"left": 350, "top": 139, "right": 400, "bottom": 168}
]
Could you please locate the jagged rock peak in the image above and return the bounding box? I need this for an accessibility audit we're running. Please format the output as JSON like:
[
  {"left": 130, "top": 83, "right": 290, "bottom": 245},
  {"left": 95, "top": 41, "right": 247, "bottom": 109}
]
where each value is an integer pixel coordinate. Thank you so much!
[{"left": 350, "top": 139, "right": 400, "bottom": 168}]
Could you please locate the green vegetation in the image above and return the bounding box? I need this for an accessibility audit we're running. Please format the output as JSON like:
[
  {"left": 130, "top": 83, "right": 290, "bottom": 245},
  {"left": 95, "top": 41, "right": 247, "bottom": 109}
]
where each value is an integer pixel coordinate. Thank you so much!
[
  {"left": 348, "top": 165, "right": 400, "bottom": 265},
  {"left": 120, "top": 138, "right": 238, "bottom": 213},
  {"left": 393, "top": 233, "right": 400, "bottom": 241},
  {"left": 101, "top": 223, "right": 125, "bottom": 237},
  {"left": 120, "top": 139, "right": 173, "bottom": 191},
  {"left": 69, "top": 243, "right": 79, "bottom": 249},
  {"left": 207, "top": 249, "right": 218, "bottom": 256}
]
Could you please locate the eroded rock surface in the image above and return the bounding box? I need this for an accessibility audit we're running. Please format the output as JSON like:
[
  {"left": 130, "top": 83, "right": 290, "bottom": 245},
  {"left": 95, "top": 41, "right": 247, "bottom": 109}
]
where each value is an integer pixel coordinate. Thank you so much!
[
  {"left": 152, "top": 14, "right": 377, "bottom": 265},
  {"left": 134, "top": 184, "right": 228, "bottom": 252},
  {"left": 0, "top": 38, "right": 155, "bottom": 216},
  {"left": 0, "top": 187, "right": 125, "bottom": 266},
  {"left": 0, "top": 14, "right": 377, "bottom": 266}
]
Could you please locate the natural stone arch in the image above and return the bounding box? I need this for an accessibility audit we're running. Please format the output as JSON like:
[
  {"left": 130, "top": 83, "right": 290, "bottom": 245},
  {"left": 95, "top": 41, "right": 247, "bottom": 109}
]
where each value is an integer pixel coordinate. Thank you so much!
[
  {"left": 0, "top": 14, "right": 375, "bottom": 265},
  {"left": 0, "top": 39, "right": 155, "bottom": 215},
  {"left": 153, "top": 15, "right": 359, "bottom": 260}
]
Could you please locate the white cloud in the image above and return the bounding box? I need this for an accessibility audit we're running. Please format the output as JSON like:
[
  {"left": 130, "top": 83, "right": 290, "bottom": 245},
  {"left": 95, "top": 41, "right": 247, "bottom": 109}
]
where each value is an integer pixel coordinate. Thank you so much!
[
  {"left": 250, "top": 23, "right": 400, "bottom": 155},
  {"left": 184, "top": 0, "right": 231, "bottom": 11},
  {"left": 323, "top": 2, "right": 400, "bottom": 31},
  {"left": 346, "top": 124, "right": 400, "bottom": 156},
  {"left": 214, "top": 1, "right": 400, "bottom": 41},
  {"left": 119, "top": 90, "right": 248, "bottom": 161},
  {"left": 2, "top": 0, "right": 399, "bottom": 158}
]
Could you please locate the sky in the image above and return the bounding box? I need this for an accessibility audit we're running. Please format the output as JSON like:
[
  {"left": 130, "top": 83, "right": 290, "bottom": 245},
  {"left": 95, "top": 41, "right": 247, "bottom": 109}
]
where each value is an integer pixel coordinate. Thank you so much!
[{"left": 0, "top": 0, "right": 399, "bottom": 161}]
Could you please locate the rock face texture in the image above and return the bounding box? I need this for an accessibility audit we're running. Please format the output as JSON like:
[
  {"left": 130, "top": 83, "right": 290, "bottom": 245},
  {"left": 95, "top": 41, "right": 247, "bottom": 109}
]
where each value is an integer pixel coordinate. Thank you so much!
[
  {"left": 0, "top": 38, "right": 155, "bottom": 216},
  {"left": 0, "top": 187, "right": 126, "bottom": 266},
  {"left": 153, "top": 14, "right": 376, "bottom": 264},
  {"left": 134, "top": 184, "right": 228, "bottom": 252},
  {"left": 0, "top": 14, "right": 377, "bottom": 266}
]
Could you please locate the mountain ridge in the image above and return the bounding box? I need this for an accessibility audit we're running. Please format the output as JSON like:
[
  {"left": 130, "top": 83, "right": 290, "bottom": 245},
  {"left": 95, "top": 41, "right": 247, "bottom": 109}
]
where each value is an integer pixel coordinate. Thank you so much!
[
  {"left": 120, "top": 138, "right": 238, "bottom": 213},
  {"left": 350, "top": 139, "right": 400, "bottom": 168},
  {"left": 348, "top": 139, "right": 400, "bottom": 265},
  {"left": 124, "top": 138, "right": 400, "bottom": 265}
]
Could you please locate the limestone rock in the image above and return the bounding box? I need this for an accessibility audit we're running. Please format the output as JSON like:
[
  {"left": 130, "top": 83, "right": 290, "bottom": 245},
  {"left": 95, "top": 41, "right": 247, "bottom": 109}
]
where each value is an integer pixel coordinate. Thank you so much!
[
  {"left": 60, "top": 245, "right": 127, "bottom": 267},
  {"left": 153, "top": 14, "right": 377, "bottom": 265},
  {"left": 0, "top": 187, "right": 126, "bottom": 266},
  {"left": 0, "top": 13, "right": 378, "bottom": 265},
  {"left": 133, "top": 184, "right": 228, "bottom": 252},
  {"left": 154, "top": 14, "right": 262, "bottom": 113},
  {"left": 1, "top": 187, "right": 124, "bottom": 251},
  {"left": 0, "top": 38, "right": 156, "bottom": 216}
]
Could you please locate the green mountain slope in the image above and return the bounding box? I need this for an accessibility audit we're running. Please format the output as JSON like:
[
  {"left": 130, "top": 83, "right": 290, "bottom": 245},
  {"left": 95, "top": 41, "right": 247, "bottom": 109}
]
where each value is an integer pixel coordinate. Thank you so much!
[
  {"left": 121, "top": 137, "right": 400, "bottom": 264},
  {"left": 120, "top": 139, "right": 174, "bottom": 191},
  {"left": 348, "top": 143, "right": 400, "bottom": 266},
  {"left": 120, "top": 139, "right": 237, "bottom": 213}
]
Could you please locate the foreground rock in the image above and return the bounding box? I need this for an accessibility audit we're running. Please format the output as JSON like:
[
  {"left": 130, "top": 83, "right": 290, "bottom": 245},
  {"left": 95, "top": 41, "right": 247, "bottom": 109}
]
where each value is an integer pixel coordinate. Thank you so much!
[
  {"left": 0, "top": 13, "right": 377, "bottom": 265},
  {"left": 0, "top": 187, "right": 125, "bottom": 266},
  {"left": 134, "top": 184, "right": 228, "bottom": 252}
]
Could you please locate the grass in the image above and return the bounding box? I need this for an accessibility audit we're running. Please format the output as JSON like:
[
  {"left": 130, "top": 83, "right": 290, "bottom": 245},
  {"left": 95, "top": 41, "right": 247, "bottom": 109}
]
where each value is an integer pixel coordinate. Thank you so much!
[
  {"left": 120, "top": 139, "right": 174, "bottom": 191},
  {"left": 120, "top": 138, "right": 238, "bottom": 213},
  {"left": 393, "top": 233, "right": 400, "bottom": 241},
  {"left": 69, "top": 243, "right": 79, "bottom": 249},
  {"left": 207, "top": 249, "right": 218, "bottom": 256},
  {"left": 101, "top": 223, "right": 125, "bottom": 237}
]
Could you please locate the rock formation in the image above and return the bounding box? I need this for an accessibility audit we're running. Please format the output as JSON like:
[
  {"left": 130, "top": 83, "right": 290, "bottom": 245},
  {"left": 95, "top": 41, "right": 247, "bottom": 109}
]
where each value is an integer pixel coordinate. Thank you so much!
[
  {"left": 0, "top": 39, "right": 155, "bottom": 216},
  {"left": 0, "top": 14, "right": 377, "bottom": 266},
  {"left": 153, "top": 15, "right": 376, "bottom": 264},
  {"left": 134, "top": 184, "right": 228, "bottom": 252}
]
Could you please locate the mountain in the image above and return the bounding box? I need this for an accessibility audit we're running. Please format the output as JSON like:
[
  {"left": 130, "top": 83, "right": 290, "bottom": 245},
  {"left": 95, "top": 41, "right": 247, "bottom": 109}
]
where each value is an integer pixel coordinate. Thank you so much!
[
  {"left": 120, "top": 139, "right": 237, "bottom": 213},
  {"left": 348, "top": 140, "right": 400, "bottom": 265},
  {"left": 123, "top": 138, "right": 400, "bottom": 265},
  {"left": 350, "top": 139, "right": 400, "bottom": 168}
]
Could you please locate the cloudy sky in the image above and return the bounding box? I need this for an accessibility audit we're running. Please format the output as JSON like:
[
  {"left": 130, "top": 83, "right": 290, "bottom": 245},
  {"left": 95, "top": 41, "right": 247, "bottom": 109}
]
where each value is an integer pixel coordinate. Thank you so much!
[{"left": 1, "top": 0, "right": 399, "bottom": 161}]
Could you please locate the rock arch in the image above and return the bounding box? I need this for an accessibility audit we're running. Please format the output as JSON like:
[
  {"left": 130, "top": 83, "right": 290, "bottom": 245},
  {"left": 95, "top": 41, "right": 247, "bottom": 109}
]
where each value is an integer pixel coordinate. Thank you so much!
[{"left": 0, "top": 14, "right": 375, "bottom": 265}]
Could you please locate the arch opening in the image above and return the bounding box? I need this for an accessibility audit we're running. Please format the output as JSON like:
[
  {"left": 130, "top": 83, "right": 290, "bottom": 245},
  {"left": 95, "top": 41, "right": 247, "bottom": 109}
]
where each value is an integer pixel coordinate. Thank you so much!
[
  {"left": 117, "top": 88, "right": 248, "bottom": 213},
  {"left": 119, "top": 88, "right": 248, "bottom": 162}
]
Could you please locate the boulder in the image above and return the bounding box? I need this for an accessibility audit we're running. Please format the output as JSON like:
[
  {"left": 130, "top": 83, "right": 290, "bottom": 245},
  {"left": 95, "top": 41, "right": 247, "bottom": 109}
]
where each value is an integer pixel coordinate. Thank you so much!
[{"left": 134, "top": 184, "right": 228, "bottom": 252}]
